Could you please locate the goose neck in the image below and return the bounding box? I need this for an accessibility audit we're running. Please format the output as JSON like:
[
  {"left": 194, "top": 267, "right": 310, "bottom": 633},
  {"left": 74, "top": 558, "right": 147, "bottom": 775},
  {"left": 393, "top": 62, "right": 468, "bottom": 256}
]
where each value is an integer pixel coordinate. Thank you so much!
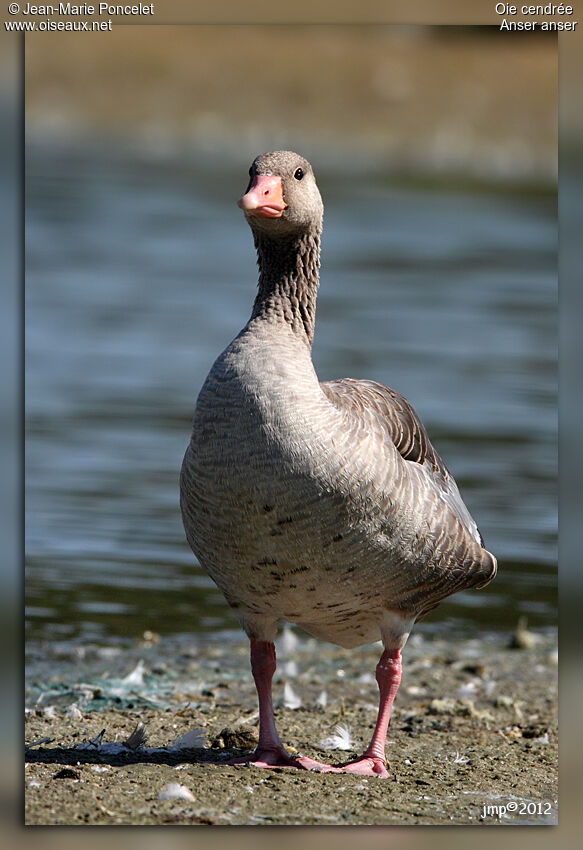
[{"left": 250, "top": 229, "right": 321, "bottom": 346}]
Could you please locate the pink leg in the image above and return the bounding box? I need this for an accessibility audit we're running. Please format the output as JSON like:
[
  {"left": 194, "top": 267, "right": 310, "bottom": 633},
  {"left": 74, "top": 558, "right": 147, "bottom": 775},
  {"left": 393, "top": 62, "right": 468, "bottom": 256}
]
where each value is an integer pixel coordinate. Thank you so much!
[
  {"left": 330, "top": 647, "right": 402, "bottom": 778},
  {"left": 249, "top": 639, "right": 286, "bottom": 760},
  {"left": 227, "top": 639, "right": 336, "bottom": 772}
]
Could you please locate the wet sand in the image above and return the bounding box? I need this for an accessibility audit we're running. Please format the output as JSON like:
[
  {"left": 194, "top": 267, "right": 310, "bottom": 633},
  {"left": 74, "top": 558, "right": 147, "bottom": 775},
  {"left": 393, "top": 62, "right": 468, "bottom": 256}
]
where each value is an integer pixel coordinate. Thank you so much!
[{"left": 25, "top": 628, "right": 557, "bottom": 826}]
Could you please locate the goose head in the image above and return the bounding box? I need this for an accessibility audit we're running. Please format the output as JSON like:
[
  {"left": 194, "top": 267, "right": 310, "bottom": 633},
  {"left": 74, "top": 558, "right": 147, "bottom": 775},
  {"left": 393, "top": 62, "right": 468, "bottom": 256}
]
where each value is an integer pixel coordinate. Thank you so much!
[{"left": 238, "top": 150, "right": 323, "bottom": 238}]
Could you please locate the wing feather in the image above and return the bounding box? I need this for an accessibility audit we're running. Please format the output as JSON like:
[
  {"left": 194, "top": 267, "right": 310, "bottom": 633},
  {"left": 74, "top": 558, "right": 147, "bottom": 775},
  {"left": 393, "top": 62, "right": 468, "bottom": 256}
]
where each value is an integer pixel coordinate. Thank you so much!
[{"left": 320, "top": 377, "right": 485, "bottom": 548}]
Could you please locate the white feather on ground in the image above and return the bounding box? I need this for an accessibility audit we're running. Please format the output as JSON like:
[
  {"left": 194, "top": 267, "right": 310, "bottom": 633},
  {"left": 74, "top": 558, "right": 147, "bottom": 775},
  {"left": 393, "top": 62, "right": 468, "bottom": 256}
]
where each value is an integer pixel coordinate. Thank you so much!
[
  {"left": 319, "top": 724, "right": 358, "bottom": 751},
  {"left": 158, "top": 783, "right": 195, "bottom": 802},
  {"left": 282, "top": 682, "right": 302, "bottom": 710}
]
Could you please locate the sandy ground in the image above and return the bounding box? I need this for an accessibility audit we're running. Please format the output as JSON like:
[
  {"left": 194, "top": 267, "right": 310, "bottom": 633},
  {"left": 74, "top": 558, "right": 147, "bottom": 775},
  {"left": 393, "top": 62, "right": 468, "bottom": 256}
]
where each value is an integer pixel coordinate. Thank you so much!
[
  {"left": 20, "top": 12, "right": 559, "bottom": 832},
  {"left": 25, "top": 627, "right": 557, "bottom": 826}
]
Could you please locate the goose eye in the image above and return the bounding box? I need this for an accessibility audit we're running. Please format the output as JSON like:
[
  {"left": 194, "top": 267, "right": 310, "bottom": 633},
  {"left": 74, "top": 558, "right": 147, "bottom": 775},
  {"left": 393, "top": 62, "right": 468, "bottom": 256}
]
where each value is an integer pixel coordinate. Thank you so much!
[{"left": 294, "top": 168, "right": 304, "bottom": 181}]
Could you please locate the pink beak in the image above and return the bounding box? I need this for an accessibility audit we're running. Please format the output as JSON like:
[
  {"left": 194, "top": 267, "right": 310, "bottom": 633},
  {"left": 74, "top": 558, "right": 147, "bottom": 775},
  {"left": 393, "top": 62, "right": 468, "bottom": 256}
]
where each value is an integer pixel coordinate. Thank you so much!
[{"left": 238, "top": 174, "right": 287, "bottom": 219}]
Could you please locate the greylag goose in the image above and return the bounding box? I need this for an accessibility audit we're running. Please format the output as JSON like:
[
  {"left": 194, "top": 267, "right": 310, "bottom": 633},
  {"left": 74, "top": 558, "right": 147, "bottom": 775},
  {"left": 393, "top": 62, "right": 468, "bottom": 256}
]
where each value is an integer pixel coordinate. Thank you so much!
[{"left": 180, "top": 151, "right": 497, "bottom": 777}]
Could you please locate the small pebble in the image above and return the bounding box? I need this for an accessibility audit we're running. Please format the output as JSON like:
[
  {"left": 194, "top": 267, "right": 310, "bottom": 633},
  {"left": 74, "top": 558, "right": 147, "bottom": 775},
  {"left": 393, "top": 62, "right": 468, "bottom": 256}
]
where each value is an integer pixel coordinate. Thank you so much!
[
  {"left": 52, "top": 768, "right": 80, "bottom": 780},
  {"left": 509, "top": 617, "right": 536, "bottom": 650},
  {"left": 141, "top": 630, "right": 160, "bottom": 646},
  {"left": 427, "top": 698, "right": 456, "bottom": 715}
]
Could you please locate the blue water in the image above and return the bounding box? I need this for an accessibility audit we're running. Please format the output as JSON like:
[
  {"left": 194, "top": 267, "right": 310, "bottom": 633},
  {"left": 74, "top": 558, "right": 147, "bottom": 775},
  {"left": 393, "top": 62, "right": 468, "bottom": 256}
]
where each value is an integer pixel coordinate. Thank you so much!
[{"left": 25, "top": 146, "right": 556, "bottom": 647}]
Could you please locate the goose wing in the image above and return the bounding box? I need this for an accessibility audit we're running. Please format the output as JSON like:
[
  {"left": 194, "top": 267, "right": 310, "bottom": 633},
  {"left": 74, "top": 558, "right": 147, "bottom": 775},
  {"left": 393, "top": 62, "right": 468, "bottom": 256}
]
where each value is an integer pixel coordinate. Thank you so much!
[{"left": 320, "top": 377, "right": 485, "bottom": 548}]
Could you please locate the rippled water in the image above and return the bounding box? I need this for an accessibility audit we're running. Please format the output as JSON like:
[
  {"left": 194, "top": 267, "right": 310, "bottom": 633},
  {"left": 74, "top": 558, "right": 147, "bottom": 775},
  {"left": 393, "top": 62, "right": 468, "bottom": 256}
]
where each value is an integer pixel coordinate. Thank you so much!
[{"left": 25, "top": 146, "right": 556, "bottom": 648}]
